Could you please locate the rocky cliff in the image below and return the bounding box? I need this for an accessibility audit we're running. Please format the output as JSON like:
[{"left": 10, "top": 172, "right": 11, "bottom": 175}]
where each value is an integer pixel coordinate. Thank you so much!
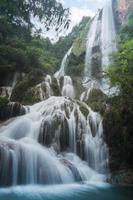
[{"left": 114, "top": 0, "right": 133, "bottom": 27}]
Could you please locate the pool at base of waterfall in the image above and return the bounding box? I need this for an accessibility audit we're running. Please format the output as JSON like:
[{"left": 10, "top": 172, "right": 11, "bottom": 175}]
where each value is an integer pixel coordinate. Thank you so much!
[{"left": 0, "top": 183, "right": 133, "bottom": 200}]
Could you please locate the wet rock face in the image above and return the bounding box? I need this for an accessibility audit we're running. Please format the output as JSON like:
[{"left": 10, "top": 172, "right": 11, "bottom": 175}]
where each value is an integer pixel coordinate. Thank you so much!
[
  {"left": 103, "top": 106, "right": 133, "bottom": 174},
  {"left": 0, "top": 102, "right": 26, "bottom": 121},
  {"left": 113, "top": 0, "right": 133, "bottom": 29},
  {"left": 66, "top": 53, "right": 85, "bottom": 77},
  {"left": 39, "top": 113, "right": 69, "bottom": 152},
  {"left": 91, "top": 46, "right": 102, "bottom": 79},
  {"left": 0, "top": 96, "right": 108, "bottom": 186},
  {"left": 108, "top": 169, "right": 133, "bottom": 185}
]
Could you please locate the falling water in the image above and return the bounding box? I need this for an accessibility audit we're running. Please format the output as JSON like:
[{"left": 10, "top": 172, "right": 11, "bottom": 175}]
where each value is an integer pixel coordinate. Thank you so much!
[
  {"left": 0, "top": 73, "right": 18, "bottom": 100},
  {"left": 101, "top": 0, "right": 117, "bottom": 69},
  {"left": 84, "top": 0, "right": 117, "bottom": 91},
  {"left": 84, "top": 13, "right": 99, "bottom": 79},
  {"left": 0, "top": 1, "right": 114, "bottom": 189},
  {"left": 61, "top": 76, "right": 75, "bottom": 99},
  {"left": 0, "top": 96, "right": 108, "bottom": 186},
  {"left": 54, "top": 47, "right": 72, "bottom": 78}
]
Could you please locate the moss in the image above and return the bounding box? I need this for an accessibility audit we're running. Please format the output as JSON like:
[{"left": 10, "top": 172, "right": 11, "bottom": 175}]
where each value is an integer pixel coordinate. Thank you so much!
[
  {"left": 72, "top": 77, "right": 84, "bottom": 99},
  {"left": 51, "top": 77, "right": 61, "bottom": 96},
  {"left": 85, "top": 88, "right": 106, "bottom": 104},
  {"left": 0, "top": 96, "right": 9, "bottom": 107},
  {"left": 41, "top": 82, "right": 47, "bottom": 94},
  {"left": 11, "top": 69, "right": 44, "bottom": 103},
  {"left": 77, "top": 101, "right": 89, "bottom": 118},
  {"left": 59, "top": 76, "right": 64, "bottom": 89},
  {"left": 89, "top": 101, "right": 106, "bottom": 115},
  {"left": 72, "top": 20, "right": 91, "bottom": 57},
  {"left": 66, "top": 52, "right": 85, "bottom": 77},
  {"left": 103, "top": 96, "right": 133, "bottom": 172},
  {"left": 23, "top": 87, "right": 41, "bottom": 104},
  {"left": 83, "top": 88, "right": 107, "bottom": 115}
]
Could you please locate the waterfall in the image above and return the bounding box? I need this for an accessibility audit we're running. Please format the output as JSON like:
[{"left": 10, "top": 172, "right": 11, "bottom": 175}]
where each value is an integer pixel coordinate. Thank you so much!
[
  {"left": 54, "top": 46, "right": 75, "bottom": 99},
  {"left": 0, "top": 96, "right": 108, "bottom": 186},
  {"left": 0, "top": 1, "right": 115, "bottom": 189},
  {"left": 101, "top": 0, "right": 117, "bottom": 70},
  {"left": 0, "top": 73, "right": 18, "bottom": 100},
  {"left": 84, "top": 13, "right": 100, "bottom": 79},
  {"left": 84, "top": 0, "right": 117, "bottom": 91},
  {"left": 61, "top": 76, "right": 75, "bottom": 99},
  {"left": 54, "top": 47, "right": 72, "bottom": 78}
]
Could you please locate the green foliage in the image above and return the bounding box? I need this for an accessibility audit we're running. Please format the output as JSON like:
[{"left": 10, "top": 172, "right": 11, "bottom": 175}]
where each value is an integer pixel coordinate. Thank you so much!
[
  {"left": 11, "top": 69, "right": 44, "bottom": 103},
  {"left": 0, "top": 0, "right": 70, "bottom": 86},
  {"left": 108, "top": 40, "right": 133, "bottom": 97},
  {"left": 66, "top": 53, "right": 85, "bottom": 76},
  {"left": 119, "top": 11, "right": 133, "bottom": 42},
  {"left": 23, "top": 87, "right": 41, "bottom": 105},
  {"left": 0, "top": 0, "right": 70, "bottom": 39},
  {"left": 105, "top": 12, "right": 133, "bottom": 171},
  {"left": 0, "top": 36, "right": 60, "bottom": 86},
  {"left": 53, "top": 16, "right": 91, "bottom": 60},
  {"left": 58, "top": 17, "right": 91, "bottom": 76},
  {"left": 72, "top": 18, "right": 91, "bottom": 56},
  {"left": 0, "top": 97, "right": 9, "bottom": 107}
]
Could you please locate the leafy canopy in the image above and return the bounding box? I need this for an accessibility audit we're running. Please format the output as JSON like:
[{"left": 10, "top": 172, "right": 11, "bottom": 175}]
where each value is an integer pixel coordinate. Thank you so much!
[{"left": 0, "top": 0, "right": 70, "bottom": 37}]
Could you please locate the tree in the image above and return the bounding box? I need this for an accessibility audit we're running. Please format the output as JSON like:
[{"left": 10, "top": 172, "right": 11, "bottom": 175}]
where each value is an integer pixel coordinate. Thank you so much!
[
  {"left": 0, "top": 0, "right": 70, "bottom": 40},
  {"left": 119, "top": 10, "right": 133, "bottom": 43},
  {"left": 108, "top": 40, "right": 133, "bottom": 96}
]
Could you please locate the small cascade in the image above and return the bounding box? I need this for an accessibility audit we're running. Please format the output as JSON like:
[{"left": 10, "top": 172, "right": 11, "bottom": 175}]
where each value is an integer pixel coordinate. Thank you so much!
[
  {"left": 0, "top": 87, "right": 12, "bottom": 99},
  {"left": 85, "top": 110, "right": 108, "bottom": 173},
  {"left": 44, "top": 75, "right": 53, "bottom": 98},
  {"left": 34, "top": 75, "right": 53, "bottom": 101},
  {"left": 0, "top": 102, "right": 27, "bottom": 121},
  {"left": 0, "top": 73, "right": 18, "bottom": 100},
  {"left": 54, "top": 47, "right": 72, "bottom": 78},
  {"left": 61, "top": 76, "right": 75, "bottom": 99},
  {"left": 0, "top": 96, "right": 108, "bottom": 186}
]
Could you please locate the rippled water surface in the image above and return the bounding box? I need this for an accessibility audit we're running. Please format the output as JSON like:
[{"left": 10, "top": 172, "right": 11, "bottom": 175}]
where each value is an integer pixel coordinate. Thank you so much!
[{"left": 0, "top": 183, "right": 132, "bottom": 200}]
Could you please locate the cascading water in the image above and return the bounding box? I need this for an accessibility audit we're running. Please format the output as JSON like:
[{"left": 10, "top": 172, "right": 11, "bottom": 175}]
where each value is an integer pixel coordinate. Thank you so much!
[
  {"left": 54, "top": 47, "right": 72, "bottom": 78},
  {"left": 101, "top": 0, "right": 117, "bottom": 70},
  {"left": 84, "top": 0, "right": 117, "bottom": 91},
  {"left": 61, "top": 76, "right": 75, "bottom": 99},
  {"left": 0, "top": 72, "right": 18, "bottom": 100},
  {"left": 84, "top": 13, "right": 100, "bottom": 79},
  {"left": 0, "top": 0, "right": 113, "bottom": 190},
  {"left": 0, "top": 96, "right": 108, "bottom": 186},
  {"left": 54, "top": 46, "right": 75, "bottom": 99}
]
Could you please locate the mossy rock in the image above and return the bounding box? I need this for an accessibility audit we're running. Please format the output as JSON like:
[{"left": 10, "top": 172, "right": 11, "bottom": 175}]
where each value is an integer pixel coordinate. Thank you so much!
[
  {"left": 83, "top": 88, "right": 107, "bottom": 114},
  {"left": 0, "top": 96, "right": 9, "bottom": 107},
  {"left": 51, "top": 77, "right": 61, "bottom": 96},
  {"left": 23, "top": 87, "right": 41, "bottom": 105},
  {"left": 103, "top": 102, "right": 133, "bottom": 172},
  {"left": 109, "top": 169, "right": 133, "bottom": 185},
  {"left": 72, "top": 20, "right": 91, "bottom": 57},
  {"left": 72, "top": 77, "right": 84, "bottom": 99},
  {"left": 85, "top": 88, "right": 106, "bottom": 104},
  {"left": 11, "top": 80, "right": 29, "bottom": 102},
  {"left": 77, "top": 101, "right": 89, "bottom": 118},
  {"left": 89, "top": 101, "right": 106, "bottom": 115},
  {"left": 59, "top": 76, "right": 64, "bottom": 89},
  {"left": 66, "top": 52, "right": 85, "bottom": 77},
  {"left": 11, "top": 69, "right": 44, "bottom": 103}
]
